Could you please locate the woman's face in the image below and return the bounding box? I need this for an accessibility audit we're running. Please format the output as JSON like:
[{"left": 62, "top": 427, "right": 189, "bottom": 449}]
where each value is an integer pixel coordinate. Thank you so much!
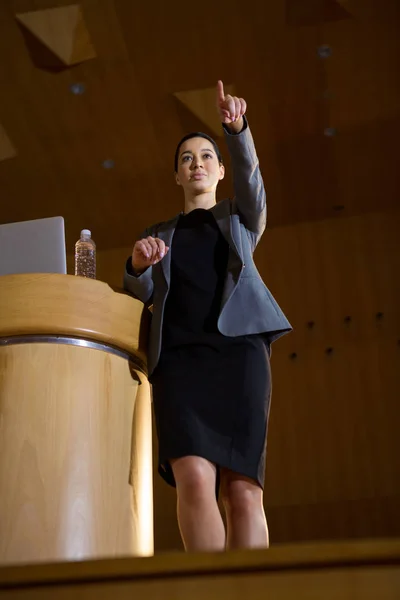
[{"left": 175, "top": 137, "right": 225, "bottom": 194}]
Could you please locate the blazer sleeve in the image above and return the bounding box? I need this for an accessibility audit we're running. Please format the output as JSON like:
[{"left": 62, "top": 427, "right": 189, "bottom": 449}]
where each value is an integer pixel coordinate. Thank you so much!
[
  {"left": 223, "top": 116, "right": 267, "bottom": 250},
  {"left": 123, "top": 228, "right": 154, "bottom": 304}
]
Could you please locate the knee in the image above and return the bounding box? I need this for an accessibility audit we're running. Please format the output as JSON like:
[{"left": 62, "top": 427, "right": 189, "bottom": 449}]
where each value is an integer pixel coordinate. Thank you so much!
[
  {"left": 221, "top": 480, "right": 262, "bottom": 519},
  {"left": 171, "top": 457, "right": 216, "bottom": 506}
]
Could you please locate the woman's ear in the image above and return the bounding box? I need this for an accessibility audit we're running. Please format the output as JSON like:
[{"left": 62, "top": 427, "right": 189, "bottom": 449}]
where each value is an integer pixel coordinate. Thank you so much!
[
  {"left": 175, "top": 172, "right": 181, "bottom": 186},
  {"left": 219, "top": 164, "right": 225, "bottom": 181}
]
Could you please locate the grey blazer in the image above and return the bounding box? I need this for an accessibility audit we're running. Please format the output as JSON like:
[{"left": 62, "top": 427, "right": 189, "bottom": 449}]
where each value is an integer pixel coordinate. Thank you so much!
[{"left": 124, "top": 119, "right": 292, "bottom": 375}]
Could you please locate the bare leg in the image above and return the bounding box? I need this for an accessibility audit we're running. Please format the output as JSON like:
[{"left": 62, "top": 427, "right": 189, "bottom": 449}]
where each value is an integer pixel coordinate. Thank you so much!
[
  {"left": 220, "top": 469, "right": 269, "bottom": 550},
  {"left": 170, "top": 456, "right": 226, "bottom": 552}
]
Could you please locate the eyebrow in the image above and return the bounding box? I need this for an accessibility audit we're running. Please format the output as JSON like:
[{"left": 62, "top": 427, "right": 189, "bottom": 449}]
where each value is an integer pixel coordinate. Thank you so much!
[{"left": 180, "top": 148, "right": 215, "bottom": 158}]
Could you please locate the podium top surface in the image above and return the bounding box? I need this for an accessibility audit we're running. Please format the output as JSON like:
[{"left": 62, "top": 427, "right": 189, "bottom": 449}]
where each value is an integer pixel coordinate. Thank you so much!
[{"left": 0, "top": 274, "right": 147, "bottom": 361}]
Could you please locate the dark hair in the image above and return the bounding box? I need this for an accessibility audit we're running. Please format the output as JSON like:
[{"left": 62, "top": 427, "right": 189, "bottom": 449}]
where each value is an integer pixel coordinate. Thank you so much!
[{"left": 174, "top": 132, "right": 223, "bottom": 172}]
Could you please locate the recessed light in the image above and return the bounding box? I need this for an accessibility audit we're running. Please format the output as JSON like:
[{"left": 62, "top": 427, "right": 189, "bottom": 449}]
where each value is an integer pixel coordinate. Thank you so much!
[
  {"left": 324, "top": 127, "right": 336, "bottom": 137},
  {"left": 70, "top": 83, "right": 85, "bottom": 95},
  {"left": 102, "top": 159, "right": 115, "bottom": 169},
  {"left": 318, "top": 45, "right": 332, "bottom": 58}
]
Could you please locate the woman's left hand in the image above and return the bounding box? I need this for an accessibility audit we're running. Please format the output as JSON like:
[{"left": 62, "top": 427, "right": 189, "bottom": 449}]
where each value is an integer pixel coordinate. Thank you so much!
[{"left": 216, "top": 80, "right": 246, "bottom": 130}]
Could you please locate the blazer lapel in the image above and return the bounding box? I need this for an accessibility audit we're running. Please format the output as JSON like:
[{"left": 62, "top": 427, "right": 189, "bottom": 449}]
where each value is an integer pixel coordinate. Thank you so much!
[
  {"left": 156, "top": 213, "right": 180, "bottom": 287},
  {"left": 211, "top": 199, "right": 241, "bottom": 259}
]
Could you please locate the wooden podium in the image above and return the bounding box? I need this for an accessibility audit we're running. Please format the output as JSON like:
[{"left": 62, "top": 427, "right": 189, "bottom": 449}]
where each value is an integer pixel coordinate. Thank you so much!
[{"left": 0, "top": 274, "right": 153, "bottom": 564}]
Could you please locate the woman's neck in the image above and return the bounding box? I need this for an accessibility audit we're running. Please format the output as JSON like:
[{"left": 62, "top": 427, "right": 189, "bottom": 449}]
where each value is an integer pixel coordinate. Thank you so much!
[{"left": 183, "top": 191, "right": 216, "bottom": 214}]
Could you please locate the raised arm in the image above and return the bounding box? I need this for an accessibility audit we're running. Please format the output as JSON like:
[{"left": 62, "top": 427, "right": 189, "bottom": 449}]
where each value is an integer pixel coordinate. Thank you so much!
[{"left": 216, "top": 80, "right": 267, "bottom": 249}]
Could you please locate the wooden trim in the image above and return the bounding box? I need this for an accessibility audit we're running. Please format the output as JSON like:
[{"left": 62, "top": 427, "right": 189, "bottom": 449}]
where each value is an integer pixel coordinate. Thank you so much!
[{"left": 1, "top": 539, "right": 399, "bottom": 590}]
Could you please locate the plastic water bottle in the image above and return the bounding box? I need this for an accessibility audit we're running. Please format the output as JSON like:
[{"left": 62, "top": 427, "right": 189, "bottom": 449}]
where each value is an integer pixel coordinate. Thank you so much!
[{"left": 75, "top": 229, "right": 96, "bottom": 279}]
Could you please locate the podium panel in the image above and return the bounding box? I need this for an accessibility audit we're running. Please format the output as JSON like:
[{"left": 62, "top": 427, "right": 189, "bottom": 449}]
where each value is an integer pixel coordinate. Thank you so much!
[{"left": 0, "top": 275, "right": 152, "bottom": 564}]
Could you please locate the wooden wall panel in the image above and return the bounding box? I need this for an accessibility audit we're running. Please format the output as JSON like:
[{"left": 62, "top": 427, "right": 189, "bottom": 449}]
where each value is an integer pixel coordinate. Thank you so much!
[{"left": 257, "top": 209, "right": 400, "bottom": 542}]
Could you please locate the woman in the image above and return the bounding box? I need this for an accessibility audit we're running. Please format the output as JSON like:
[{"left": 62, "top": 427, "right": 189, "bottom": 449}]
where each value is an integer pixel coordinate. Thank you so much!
[{"left": 124, "top": 81, "right": 291, "bottom": 552}]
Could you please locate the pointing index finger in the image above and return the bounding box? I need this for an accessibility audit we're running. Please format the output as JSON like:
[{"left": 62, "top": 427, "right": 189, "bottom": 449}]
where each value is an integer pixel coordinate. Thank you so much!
[{"left": 217, "top": 80, "right": 225, "bottom": 102}]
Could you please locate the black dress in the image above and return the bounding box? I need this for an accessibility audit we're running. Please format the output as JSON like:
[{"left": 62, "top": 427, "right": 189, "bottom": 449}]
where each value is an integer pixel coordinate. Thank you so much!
[{"left": 150, "top": 207, "right": 272, "bottom": 489}]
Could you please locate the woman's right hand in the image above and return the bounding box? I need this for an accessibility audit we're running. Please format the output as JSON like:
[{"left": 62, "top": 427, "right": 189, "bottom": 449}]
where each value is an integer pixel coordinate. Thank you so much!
[{"left": 131, "top": 236, "right": 169, "bottom": 274}]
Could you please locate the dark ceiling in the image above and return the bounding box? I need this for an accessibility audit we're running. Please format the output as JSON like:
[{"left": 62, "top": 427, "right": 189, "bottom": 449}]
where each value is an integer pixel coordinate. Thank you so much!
[{"left": 0, "top": 0, "right": 399, "bottom": 253}]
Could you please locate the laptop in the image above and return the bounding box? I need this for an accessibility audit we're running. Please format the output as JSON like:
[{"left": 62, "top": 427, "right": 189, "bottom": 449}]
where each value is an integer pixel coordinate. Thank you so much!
[{"left": 0, "top": 216, "right": 67, "bottom": 276}]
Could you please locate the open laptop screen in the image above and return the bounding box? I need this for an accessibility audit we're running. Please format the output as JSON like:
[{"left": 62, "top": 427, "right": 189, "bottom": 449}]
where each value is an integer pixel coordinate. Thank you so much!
[{"left": 0, "top": 216, "right": 67, "bottom": 276}]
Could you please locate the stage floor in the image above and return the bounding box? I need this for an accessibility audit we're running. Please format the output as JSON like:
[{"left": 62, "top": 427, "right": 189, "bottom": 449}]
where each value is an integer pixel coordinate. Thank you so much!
[{"left": 1, "top": 538, "right": 399, "bottom": 599}]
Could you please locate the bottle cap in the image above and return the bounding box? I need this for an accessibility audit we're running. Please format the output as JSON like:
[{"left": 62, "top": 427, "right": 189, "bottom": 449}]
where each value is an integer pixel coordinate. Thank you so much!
[{"left": 81, "top": 229, "right": 91, "bottom": 237}]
